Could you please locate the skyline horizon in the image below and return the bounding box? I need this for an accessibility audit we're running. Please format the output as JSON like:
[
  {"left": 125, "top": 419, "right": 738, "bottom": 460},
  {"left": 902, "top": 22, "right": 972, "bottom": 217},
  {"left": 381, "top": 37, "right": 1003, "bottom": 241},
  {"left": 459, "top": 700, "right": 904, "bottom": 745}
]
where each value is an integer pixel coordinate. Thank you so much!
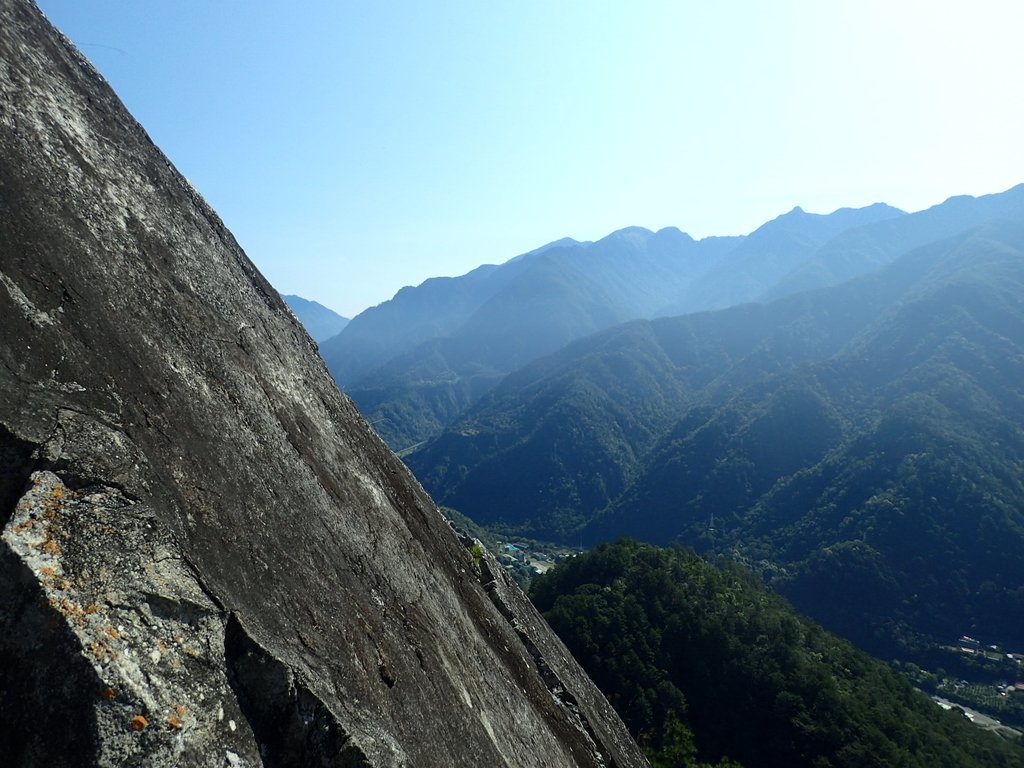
[
  {"left": 35, "top": 2, "right": 1024, "bottom": 318},
  {"left": 301, "top": 180, "right": 1020, "bottom": 318}
]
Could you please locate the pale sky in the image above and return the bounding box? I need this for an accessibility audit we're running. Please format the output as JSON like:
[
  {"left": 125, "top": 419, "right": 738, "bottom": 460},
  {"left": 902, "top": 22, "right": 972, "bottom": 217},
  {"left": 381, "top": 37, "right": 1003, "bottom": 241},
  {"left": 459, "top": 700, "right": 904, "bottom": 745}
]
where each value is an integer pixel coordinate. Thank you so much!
[{"left": 36, "top": 1, "right": 1024, "bottom": 318}]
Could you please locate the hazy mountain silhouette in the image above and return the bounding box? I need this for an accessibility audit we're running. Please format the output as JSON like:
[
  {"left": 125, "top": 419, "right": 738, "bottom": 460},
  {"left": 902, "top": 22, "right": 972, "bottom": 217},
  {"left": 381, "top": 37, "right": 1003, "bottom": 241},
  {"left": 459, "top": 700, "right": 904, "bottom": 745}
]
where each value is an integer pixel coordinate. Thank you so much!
[
  {"left": 656, "top": 202, "right": 904, "bottom": 316},
  {"left": 283, "top": 294, "right": 349, "bottom": 342},
  {"left": 326, "top": 198, "right": 927, "bottom": 448},
  {"left": 326, "top": 228, "right": 743, "bottom": 447},
  {"left": 761, "top": 183, "right": 1024, "bottom": 300},
  {"left": 409, "top": 220, "right": 1024, "bottom": 656},
  {"left": 320, "top": 237, "right": 587, "bottom": 387}
]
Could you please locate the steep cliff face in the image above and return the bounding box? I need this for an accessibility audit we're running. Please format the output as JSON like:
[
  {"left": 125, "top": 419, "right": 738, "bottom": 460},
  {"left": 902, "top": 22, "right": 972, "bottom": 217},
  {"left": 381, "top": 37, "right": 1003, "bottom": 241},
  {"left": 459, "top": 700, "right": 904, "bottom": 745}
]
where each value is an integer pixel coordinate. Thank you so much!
[{"left": 0, "top": 2, "right": 647, "bottom": 766}]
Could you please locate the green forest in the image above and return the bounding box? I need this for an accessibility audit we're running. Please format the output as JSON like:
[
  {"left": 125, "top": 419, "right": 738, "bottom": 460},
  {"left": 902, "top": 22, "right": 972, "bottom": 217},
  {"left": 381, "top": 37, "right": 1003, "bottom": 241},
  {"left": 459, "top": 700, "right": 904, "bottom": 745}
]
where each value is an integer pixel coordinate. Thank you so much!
[{"left": 531, "top": 540, "right": 1024, "bottom": 768}]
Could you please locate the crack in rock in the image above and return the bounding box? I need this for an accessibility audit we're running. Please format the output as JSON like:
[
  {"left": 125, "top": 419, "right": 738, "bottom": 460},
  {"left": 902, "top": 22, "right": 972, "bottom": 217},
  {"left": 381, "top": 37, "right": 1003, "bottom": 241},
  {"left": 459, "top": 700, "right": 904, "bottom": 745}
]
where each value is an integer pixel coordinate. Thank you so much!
[{"left": 224, "top": 613, "right": 373, "bottom": 768}]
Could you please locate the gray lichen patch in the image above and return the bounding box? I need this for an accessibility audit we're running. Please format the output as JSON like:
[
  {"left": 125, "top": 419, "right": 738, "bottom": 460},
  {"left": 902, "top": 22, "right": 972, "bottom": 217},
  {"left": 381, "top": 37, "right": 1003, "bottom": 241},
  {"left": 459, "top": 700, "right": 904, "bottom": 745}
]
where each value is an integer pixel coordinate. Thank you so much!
[{"left": 1, "top": 470, "right": 260, "bottom": 767}]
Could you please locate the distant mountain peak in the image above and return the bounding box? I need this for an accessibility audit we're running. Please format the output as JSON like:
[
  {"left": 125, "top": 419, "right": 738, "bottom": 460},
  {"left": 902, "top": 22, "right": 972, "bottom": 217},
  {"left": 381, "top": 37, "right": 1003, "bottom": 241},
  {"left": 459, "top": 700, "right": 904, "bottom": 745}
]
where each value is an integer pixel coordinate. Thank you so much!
[
  {"left": 506, "top": 236, "right": 586, "bottom": 264},
  {"left": 529, "top": 236, "right": 583, "bottom": 253},
  {"left": 601, "top": 226, "right": 656, "bottom": 247},
  {"left": 745, "top": 206, "right": 812, "bottom": 238},
  {"left": 612, "top": 225, "right": 655, "bottom": 235},
  {"left": 283, "top": 294, "right": 349, "bottom": 342},
  {"left": 654, "top": 226, "right": 694, "bottom": 241},
  {"left": 859, "top": 201, "right": 905, "bottom": 213}
]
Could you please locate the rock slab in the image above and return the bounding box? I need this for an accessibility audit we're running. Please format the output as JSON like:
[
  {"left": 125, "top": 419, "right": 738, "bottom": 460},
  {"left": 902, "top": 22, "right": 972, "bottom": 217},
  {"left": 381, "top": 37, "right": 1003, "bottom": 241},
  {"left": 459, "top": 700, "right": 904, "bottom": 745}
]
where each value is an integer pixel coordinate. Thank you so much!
[{"left": 0, "top": 2, "right": 647, "bottom": 766}]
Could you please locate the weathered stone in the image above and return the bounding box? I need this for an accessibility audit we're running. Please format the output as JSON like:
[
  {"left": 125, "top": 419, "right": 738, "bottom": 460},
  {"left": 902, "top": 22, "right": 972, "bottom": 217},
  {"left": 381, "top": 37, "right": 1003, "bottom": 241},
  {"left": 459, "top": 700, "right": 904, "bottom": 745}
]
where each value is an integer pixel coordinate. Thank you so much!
[{"left": 0, "top": 1, "right": 647, "bottom": 766}]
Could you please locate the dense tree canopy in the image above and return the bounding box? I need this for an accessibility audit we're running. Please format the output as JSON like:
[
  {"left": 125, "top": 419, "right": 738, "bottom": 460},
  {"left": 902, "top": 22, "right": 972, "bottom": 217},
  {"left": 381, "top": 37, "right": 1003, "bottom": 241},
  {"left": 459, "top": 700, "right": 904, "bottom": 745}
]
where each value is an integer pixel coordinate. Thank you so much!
[{"left": 531, "top": 540, "right": 1024, "bottom": 768}]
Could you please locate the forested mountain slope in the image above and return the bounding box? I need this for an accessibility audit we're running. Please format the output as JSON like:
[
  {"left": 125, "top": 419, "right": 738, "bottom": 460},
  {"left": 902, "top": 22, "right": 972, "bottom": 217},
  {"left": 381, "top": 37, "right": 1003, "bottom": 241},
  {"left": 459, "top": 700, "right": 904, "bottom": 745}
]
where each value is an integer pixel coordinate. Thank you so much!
[
  {"left": 410, "top": 221, "right": 1024, "bottom": 655},
  {"left": 282, "top": 294, "right": 349, "bottom": 341},
  {"left": 326, "top": 201, "right": 912, "bottom": 448},
  {"left": 532, "top": 540, "right": 1024, "bottom": 768},
  {"left": 592, "top": 222, "right": 1024, "bottom": 654},
  {"left": 410, "top": 222, "right": 1016, "bottom": 532}
]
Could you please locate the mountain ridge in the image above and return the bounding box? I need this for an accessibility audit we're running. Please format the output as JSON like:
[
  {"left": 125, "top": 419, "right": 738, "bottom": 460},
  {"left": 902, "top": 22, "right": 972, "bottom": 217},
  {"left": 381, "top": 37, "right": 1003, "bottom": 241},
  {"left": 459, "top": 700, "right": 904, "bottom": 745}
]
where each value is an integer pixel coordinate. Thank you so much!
[
  {"left": 282, "top": 293, "right": 349, "bottom": 342},
  {"left": 761, "top": 183, "right": 1024, "bottom": 301},
  {"left": 329, "top": 188, "right": 1019, "bottom": 451},
  {"left": 331, "top": 200, "right": 916, "bottom": 448},
  {"left": 408, "top": 220, "right": 1024, "bottom": 657}
]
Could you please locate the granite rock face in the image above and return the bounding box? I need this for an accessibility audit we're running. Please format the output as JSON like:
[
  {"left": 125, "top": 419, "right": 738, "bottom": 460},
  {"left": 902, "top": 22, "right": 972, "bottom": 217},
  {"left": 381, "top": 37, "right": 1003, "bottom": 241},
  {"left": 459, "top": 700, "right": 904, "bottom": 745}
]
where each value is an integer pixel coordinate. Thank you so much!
[{"left": 0, "top": 2, "right": 647, "bottom": 766}]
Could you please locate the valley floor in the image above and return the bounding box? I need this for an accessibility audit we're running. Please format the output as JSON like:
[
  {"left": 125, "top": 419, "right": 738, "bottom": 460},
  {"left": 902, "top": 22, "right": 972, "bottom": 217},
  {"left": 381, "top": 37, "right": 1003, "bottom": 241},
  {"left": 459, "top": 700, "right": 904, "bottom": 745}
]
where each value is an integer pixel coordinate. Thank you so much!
[{"left": 931, "top": 695, "right": 1022, "bottom": 740}]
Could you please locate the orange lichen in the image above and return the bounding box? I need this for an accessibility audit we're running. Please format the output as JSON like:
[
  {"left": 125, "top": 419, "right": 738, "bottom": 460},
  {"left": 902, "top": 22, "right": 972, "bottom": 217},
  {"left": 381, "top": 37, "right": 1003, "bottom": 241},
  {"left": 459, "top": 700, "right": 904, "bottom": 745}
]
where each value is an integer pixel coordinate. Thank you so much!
[
  {"left": 11, "top": 518, "right": 36, "bottom": 534},
  {"left": 166, "top": 715, "right": 183, "bottom": 730},
  {"left": 172, "top": 704, "right": 186, "bottom": 715},
  {"left": 104, "top": 627, "right": 120, "bottom": 639},
  {"left": 39, "top": 566, "right": 57, "bottom": 577},
  {"left": 41, "top": 498, "right": 62, "bottom": 519},
  {"left": 130, "top": 715, "right": 148, "bottom": 731},
  {"left": 53, "top": 598, "right": 90, "bottom": 624},
  {"left": 101, "top": 687, "right": 117, "bottom": 700},
  {"left": 88, "top": 641, "right": 114, "bottom": 662},
  {"left": 40, "top": 539, "right": 60, "bottom": 556}
]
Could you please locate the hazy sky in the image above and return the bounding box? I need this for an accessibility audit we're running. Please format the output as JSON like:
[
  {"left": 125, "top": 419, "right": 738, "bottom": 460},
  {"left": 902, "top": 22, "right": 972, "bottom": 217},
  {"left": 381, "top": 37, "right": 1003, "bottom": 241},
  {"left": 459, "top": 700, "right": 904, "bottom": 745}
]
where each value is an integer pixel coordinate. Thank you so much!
[{"left": 36, "top": 1, "right": 1024, "bottom": 317}]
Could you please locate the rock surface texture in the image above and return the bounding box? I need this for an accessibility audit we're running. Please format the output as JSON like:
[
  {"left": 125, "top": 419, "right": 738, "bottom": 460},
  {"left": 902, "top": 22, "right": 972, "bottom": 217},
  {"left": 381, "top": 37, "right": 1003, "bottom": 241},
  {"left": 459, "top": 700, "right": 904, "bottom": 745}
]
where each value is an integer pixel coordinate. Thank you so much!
[{"left": 0, "top": 2, "right": 647, "bottom": 766}]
